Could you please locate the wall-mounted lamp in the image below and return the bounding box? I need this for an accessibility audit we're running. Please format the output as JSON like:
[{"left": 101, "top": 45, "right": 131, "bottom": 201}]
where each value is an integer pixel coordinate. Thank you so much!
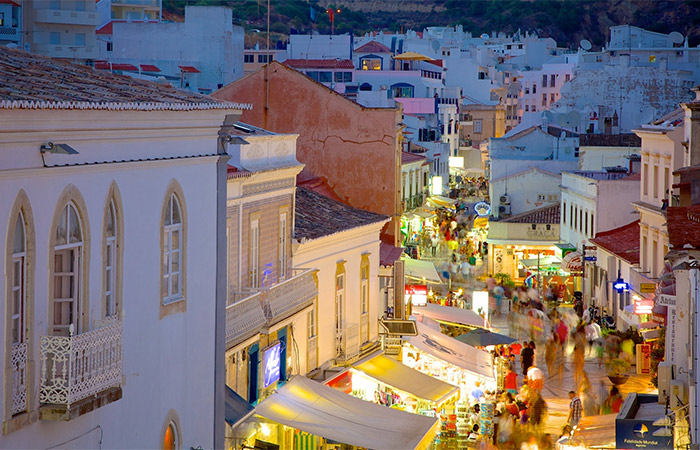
[{"left": 40, "top": 142, "right": 79, "bottom": 167}]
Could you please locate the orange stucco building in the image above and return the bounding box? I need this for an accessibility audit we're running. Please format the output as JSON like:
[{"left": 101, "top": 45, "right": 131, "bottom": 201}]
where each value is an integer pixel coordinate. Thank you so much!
[{"left": 213, "top": 61, "right": 402, "bottom": 243}]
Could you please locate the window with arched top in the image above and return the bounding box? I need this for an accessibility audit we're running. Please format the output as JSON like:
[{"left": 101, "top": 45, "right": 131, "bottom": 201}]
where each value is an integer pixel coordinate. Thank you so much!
[
  {"left": 53, "top": 202, "right": 84, "bottom": 336},
  {"left": 163, "top": 422, "right": 178, "bottom": 450},
  {"left": 163, "top": 194, "right": 183, "bottom": 304},
  {"left": 10, "top": 211, "right": 28, "bottom": 416},
  {"left": 104, "top": 199, "right": 118, "bottom": 317}
]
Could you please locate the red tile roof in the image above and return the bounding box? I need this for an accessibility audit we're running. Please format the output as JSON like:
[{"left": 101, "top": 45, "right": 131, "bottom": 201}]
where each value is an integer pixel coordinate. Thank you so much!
[
  {"left": 666, "top": 205, "right": 700, "bottom": 249},
  {"left": 502, "top": 204, "right": 560, "bottom": 224},
  {"left": 0, "top": 47, "right": 246, "bottom": 111},
  {"left": 295, "top": 187, "right": 388, "bottom": 240},
  {"left": 380, "top": 242, "right": 405, "bottom": 266},
  {"left": 355, "top": 41, "right": 392, "bottom": 54},
  {"left": 283, "top": 59, "right": 355, "bottom": 70},
  {"left": 179, "top": 65, "right": 200, "bottom": 73},
  {"left": 140, "top": 64, "right": 161, "bottom": 72},
  {"left": 590, "top": 220, "right": 640, "bottom": 264},
  {"left": 401, "top": 151, "right": 427, "bottom": 165},
  {"left": 96, "top": 21, "right": 117, "bottom": 35},
  {"left": 95, "top": 62, "right": 138, "bottom": 71}
]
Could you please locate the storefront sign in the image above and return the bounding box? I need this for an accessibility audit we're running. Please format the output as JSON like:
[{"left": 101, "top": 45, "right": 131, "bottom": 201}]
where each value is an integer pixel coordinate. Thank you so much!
[
  {"left": 473, "top": 201, "right": 491, "bottom": 217},
  {"left": 656, "top": 294, "right": 675, "bottom": 306},
  {"left": 431, "top": 176, "right": 443, "bottom": 196},
  {"left": 472, "top": 291, "right": 489, "bottom": 321},
  {"left": 526, "top": 228, "right": 558, "bottom": 239},
  {"left": 405, "top": 284, "right": 428, "bottom": 306},
  {"left": 448, "top": 156, "right": 464, "bottom": 168},
  {"left": 639, "top": 283, "right": 656, "bottom": 294},
  {"left": 636, "top": 344, "right": 651, "bottom": 375},
  {"left": 263, "top": 342, "right": 281, "bottom": 388},
  {"left": 634, "top": 299, "right": 654, "bottom": 315}
]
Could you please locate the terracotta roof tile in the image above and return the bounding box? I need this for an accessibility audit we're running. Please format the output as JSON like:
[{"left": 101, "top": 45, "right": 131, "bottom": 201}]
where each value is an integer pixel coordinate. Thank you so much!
[
  {"left": 666, "top": 205, "right": 700, "bottom": 249},
  {"left": 294, "top": 187, "right": 388, "bottom": 240},
  {"left": 283, "top": 59, "right": 355, "bottom": 70},
  {"left": 502, "top": 204, "right": 560, "bottom": 224},
  {"left": 590, "top": 220, "right": 640, "bottom": 264},
  {"left": 355, "top": 41, "right": 392, "bottom": 53},
  {"left": 380, "top": 242, "right": 405, "bottom": 266},
  {"left": 402, "top": 151, "right": 427, "bottom": 165},
  {"left": 0, "top": 46, "right": 248, "bottom": 111}
]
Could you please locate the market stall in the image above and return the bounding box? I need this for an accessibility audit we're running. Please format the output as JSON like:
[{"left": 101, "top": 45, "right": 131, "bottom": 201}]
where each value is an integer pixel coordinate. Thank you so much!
[
  {"left": 347, "top": 353, "right": 460, "bottom": 415},
  {"left": 231, "top": 376, "right": 440, "bottom": 450}
]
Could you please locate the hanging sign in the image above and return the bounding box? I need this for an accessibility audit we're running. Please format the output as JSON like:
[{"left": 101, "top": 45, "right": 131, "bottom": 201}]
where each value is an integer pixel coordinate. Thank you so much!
[
  {"left": 473, "top": 201, "right": 491, "bottom": 217},
  {"left": 633, "top": 298, "right": 654, "bottom": 315}
]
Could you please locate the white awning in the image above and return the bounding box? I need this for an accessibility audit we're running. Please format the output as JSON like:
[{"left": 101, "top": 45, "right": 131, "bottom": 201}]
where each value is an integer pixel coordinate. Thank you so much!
[
  {"left": 403, "top": 258, "right": 442, "bottom": 284},
  {"left": 405, "top": 320, "right": 495, "bottom": 380},
  {"left": 352, "top": 353, "right": 459, "bottom": 405},
  {"left": 412, "top": 303, "right": 485, "bottom": 328},
  {"left": 251, "top": 376, "right": 438, "bottom": 450},
  {"left": 427, "top": 195, "right": 458, "bottom": 207}
]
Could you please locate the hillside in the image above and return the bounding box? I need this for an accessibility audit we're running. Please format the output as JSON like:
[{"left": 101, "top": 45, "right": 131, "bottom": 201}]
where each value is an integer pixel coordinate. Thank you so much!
[{"left": 164, "top": 0, "right": 700, "bottom": 49}]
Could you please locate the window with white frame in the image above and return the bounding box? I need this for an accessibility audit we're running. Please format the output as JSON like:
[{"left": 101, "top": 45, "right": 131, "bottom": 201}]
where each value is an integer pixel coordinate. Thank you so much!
[
  {"left": 10, "top": 211, "right": 27, "bottom": 415},
  {"left": 105, "top": 199, "right": 117, "bottom": 317},
  {"left": 473, "top": 119, "right": 483, "bottom": 134},
  {"left": 250, "top": 218, "right": 259, "bottom": 288},
  {"left": 335, "top": 273, "right": 344, "bottom": 335},
  {"left": 163, "top": 194, "right": 183, "bottom": 304},
  {"left": 278, "top": 212, "right": 287, "bottom": 281},
  {"left": 53, "top": 202, "right": 83, "bottom": 336},
  {"left": 361, "top": 264, "right": 369, "bottom": 315}
]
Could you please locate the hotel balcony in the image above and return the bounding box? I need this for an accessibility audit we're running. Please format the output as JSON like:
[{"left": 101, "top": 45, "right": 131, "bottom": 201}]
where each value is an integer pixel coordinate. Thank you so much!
[
  {"left": 39, "top": 316, "right": 123, "bottom": 421},
  {"left": 0, "top": 26, "right": 20, "bottom": 42},
  {"left": 226, "top": 268, "right": 318, "bottom": 348},
  {"left": 34, "top": 9, "right": 99, "bottom": 26},
  {"left": 33, "top": 44, "right": 99, "bottom": 60},
  {"left": 112, "top": 0, "right": 161, "bottom": 8}
]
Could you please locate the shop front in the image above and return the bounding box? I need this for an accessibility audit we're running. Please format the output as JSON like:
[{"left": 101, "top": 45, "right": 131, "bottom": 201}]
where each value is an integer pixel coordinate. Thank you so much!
[
  {"left": 326, "top": 353, "right": 459, "bottom": 417},
  {"left": 229, "top": 376, "right": 439, "bottom": 450}
]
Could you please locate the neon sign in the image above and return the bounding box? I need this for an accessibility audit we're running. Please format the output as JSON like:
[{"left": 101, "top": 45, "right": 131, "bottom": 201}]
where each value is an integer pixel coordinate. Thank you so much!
[{"left": 263, "top": 342, "right": 281, "bottom": 388}]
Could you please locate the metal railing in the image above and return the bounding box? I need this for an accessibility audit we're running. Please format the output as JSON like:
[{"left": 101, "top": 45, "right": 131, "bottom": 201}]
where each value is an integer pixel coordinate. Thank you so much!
[
  {"left": 335, "top": 321, "right": 360, "bottom": 363},
  {"left": 11, "top": 342, "right": 27, "bottom": 415},
  {"left": 39, "top": 316, "right": 122, "bottom": 409},
  {"left": 227, "top": 268, "right": 318, "bottom": 347}
]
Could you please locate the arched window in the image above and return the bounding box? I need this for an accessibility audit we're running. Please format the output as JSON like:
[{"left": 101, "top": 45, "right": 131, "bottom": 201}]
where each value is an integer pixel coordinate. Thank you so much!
[
  {"left": 163, "top": 422, "right": 178, "bottom": 450},
  {"left": 10, "top": 211, "right": 27, "bottom": 415},
  {"left": 53, "top": 202, "right": 83, "bottom": 336},
  {"left": 359, "top": 82, "right": 372, "bottom": 91},
  {"left": 163, "top": 194, "right": 183, "bottom": 303},
  {"left": 104, "top": 199, "right": 117, "bottom": 317}
]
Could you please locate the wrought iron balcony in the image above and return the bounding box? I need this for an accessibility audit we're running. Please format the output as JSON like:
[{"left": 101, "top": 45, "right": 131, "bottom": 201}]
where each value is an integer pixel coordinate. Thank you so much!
[
  {"left": 226, "top": 268, "right": 318, "bottom": 348},
  {"left": 39, "top": 316, "right": 122, "bottom": 419},
  {"left": 335, "top": 321, "right": 360, "bottom": 364}
]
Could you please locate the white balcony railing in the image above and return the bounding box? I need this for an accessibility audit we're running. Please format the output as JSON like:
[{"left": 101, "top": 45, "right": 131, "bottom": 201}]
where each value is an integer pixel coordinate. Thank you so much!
[
  {"left": 11, "top": 342, "right": 27, "bottom": 415},
  {"left": 226, "top": 268, "right": 318, "bottom": 347},
  {"left": 39, "top": 316, "right": 122, "bottom": 409}
]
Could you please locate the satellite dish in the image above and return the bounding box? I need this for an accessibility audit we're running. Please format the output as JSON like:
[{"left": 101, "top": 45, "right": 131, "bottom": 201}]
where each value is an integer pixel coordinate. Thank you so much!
[
  {"left": 481, "top": 33, "right": 489, "bottom": 39},
  {"left": 640, "top": 107, "right": 655, "bottom": 125},
  {"left": 669, "top": 31, "right": 684, "bottom": 45},
  {"left": 431, "top": 39, "right": 441, "bottom": 52},
  {"left": 557, "top": 113, "right": 569, "bottom": 127},
  {"left": 580, "top": 39, "right": 592, "bottom": 51},
  {"left": 567, "top": 111, "right": 581, "bottom": 127}
]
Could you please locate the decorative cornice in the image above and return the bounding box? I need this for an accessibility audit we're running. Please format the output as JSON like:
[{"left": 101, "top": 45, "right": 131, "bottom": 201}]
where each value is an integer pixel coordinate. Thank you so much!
[
  {"left": 242, "top": 177, "right": 295, "bottom": 196},
  {"left": 0, "top": 99, "right": 252, "bottom": 112}
]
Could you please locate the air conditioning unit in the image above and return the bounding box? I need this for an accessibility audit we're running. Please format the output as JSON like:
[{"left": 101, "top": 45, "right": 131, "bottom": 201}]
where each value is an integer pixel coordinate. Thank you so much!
[
  {"left": 657, "top": 362, "right": 674, "bottom": 404},
  {"left": 671, "top": 380, "right": 689, "bottom": 408},
  {"left": 499, "top": 195, "right": 510, "bottom": 204},
  {"left": 498, "top": 204, "right": 511, "bottom": 215}
]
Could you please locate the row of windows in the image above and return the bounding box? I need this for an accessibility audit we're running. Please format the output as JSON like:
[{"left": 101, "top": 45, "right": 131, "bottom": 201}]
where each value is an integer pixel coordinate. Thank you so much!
[
  {"left": 243, "top": 54, "right": 275, "bottom": 64},
  {"left": 304, "top": 70, "right": 352, "bottom": 83},
  {"left": 642, "top": 161, "right": 671, "bottom": 201},
  {"left": 7, "top": 184, "right": 184, "bottom": 418},
  {"left": 49, "top": 31, "right": 87, "bottom": 46},
  {"left": 562, "top": 201, "right": 595, "bottom": 238}
]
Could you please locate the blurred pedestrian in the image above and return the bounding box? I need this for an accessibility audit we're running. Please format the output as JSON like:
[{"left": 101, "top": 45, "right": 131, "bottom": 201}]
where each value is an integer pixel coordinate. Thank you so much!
[
  {"left": 521, "top": 341, "right": 534, "bottom": 376},
  {"left": 567, "top": 391, "right": 582, "bottom": 428},
  {"left": 529, "top": 392, "right": 547, "bottom": 429}
]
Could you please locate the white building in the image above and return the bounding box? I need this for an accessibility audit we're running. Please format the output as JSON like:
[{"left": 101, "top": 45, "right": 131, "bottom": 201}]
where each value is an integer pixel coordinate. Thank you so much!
[
  {"left": 0, "top": 47, "right": 250, "bottom": 448},
  {"left": 560, "top": 169, "right": 640, "bottom": 251},
  {"left": 282, "top": 34, "right": 352, "bottom": 61},
  {"left": 292, "top": 187, "right": 388, "bottom": 372},
  {"left": 489, "top": 167, "right": 561, "bottom": 219},
  {"left": 99, "top": 6, "right": 244, "bottom": 94}
]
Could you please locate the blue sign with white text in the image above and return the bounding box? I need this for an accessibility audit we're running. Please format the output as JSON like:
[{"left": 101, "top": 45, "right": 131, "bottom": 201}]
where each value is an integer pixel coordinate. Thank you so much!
[{"left": 263, "top": 342, "right": 281, "bottom": 388}]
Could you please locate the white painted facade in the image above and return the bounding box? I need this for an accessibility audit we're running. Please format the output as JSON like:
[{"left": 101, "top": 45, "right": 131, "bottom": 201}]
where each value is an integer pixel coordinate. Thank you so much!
[
  {"left": 105, "top": 6, "right": 244, "bottom": 94},
  {"left": 0, "top": 107, "right": 236, "bottom": 448},
  {"left": 292, "top": 222, "right": 386, "bottom": 371},
  {"left": 489, "top": 167, "right": 560, "bottom": 219},
  {"left": 560, "top": 171, "right": 640, "bottom": 251},
  {"left": 282, "top": 34, "right": 352, "bottom": 61},
  {"left": 633, "top": 117, "right": 684, "bottom": 279}
]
